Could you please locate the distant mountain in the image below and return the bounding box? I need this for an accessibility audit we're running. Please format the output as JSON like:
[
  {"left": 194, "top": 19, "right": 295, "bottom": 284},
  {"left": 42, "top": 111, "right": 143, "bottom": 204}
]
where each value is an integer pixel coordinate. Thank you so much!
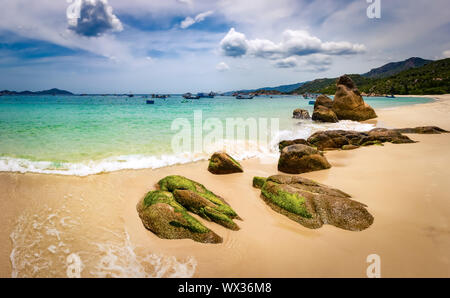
[
  {"left": 362, "top": 57, "right": 433, "bottom": 78},
  {"left": 359, "top": 58, "right": 450, "bottom": 95},
  {"left": 224, "top": 82, "right": 306, "bottom": 95},
  {"left": 290, "top": 58, "right": 449, "bottom": 95},
  {"left": 0, "top": 88, "right": 73, "bottom": 96}
]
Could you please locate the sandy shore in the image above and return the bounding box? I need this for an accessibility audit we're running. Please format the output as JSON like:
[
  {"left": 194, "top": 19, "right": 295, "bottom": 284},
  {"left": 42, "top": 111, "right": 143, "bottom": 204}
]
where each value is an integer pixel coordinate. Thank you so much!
[{"left": 1, "top": 95, "right": 449, "bottom": 278}]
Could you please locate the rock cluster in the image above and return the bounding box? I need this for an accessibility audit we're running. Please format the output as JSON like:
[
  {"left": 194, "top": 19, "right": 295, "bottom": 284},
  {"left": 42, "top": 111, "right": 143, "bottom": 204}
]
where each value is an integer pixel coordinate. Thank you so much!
[{"left": 310, "top": 75, "right": 377, "bottom": 123}]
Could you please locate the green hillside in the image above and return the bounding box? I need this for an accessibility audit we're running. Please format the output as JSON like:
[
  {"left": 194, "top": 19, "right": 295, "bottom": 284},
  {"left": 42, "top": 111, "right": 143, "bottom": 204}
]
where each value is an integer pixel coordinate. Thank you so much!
[{"left": 291, "top": 58, "right": 450, "bottom": 95}]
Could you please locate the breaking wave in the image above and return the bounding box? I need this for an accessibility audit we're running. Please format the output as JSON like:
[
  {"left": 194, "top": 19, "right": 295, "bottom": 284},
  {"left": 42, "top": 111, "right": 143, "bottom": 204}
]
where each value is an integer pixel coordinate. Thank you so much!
[{"left": 0, "top": 120, "right": 375, "bottom": 176}]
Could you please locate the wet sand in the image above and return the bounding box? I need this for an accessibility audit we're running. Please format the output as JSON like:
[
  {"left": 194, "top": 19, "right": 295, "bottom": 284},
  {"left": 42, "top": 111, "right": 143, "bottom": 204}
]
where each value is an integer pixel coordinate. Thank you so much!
[{"left": 1, "top": 95, "right": 449, "bottom": 278}]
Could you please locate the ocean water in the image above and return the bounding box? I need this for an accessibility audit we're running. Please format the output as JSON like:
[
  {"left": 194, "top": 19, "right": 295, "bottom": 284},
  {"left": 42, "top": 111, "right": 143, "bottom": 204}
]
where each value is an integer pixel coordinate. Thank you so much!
[{"left": 0, "top": 95, "right": 433, "bottom": 175}]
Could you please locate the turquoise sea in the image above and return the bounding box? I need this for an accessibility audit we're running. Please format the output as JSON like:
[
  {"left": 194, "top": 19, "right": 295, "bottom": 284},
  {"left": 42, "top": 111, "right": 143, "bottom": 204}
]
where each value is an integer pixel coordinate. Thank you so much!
[{"left": 0, "top": 95, "right": 433, "bottom": 175}]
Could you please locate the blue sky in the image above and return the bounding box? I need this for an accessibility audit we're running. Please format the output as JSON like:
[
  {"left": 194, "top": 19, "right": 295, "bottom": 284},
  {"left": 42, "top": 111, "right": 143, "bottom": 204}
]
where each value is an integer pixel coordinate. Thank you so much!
[{"left": 0, "top": 0, "right": 449, "bottom": 93}]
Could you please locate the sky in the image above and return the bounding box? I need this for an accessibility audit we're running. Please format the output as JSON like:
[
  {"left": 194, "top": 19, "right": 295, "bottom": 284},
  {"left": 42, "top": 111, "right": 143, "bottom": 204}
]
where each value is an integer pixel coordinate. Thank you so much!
[{"left": 0, "top": 0, "right": 449, "bottom": 94}]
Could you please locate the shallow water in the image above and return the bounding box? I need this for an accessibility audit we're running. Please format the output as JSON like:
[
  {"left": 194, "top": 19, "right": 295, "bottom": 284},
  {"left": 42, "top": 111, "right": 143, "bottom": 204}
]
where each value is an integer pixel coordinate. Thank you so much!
[
  {"left": 8, "top": 184, "right": 197, "bottom": 278},
  {"left": 0, "top": 95, "right": 433, "bottom": 175}
]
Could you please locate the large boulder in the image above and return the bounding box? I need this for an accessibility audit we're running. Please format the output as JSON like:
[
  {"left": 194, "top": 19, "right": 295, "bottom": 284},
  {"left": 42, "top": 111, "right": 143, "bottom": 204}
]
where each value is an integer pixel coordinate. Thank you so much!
[
  {"left": 312, "top": 105, "right": 339, "bottom": 123},
  {"left": 293, "top": 108, "right": 311, "bottom": 119},
  {"left": 314, "top": 94, "right": 333, "bottom": 109},
  {"left": 137, "top": 190, "right": 222, "bottom": 243},
  {"left": 311, "top": 95, "right": 338, "bottom": 123},
  {"left": 208, "top": 152, "right": 243, "bottom": 175},
  {"left": 158, "top": 175, "right": 241, "bottom": 230},
  {"left": 332, "top": 75, "right": 377, "bottom": 121},
  {"left": 307, "top": 128, "right": 415, "bottom": 150},
  {"left": 253, "top": 175, "right": 374, "bottom": 231},
  {"left": 278, "top": 144, "right": 331, "bottom": 174}
]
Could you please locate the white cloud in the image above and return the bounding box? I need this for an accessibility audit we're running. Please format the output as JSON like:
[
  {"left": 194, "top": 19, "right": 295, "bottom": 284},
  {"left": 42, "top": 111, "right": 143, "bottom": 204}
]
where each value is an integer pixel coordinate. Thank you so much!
[
  {"left": 273, "top": 57, "right": 297, "bottom": 68},
  {"left": 220, "top": 28, "right": 366, "bottom": 60},
  {"left": 273, "top": 54, "right": 332, "bottom": 71},
  {"left": 216, "top": 62, "right": 230, "bottom": 72},
  {"left": 443, "top": 50, "right": 450, "bottom": 58},
  {"left": 67, "top": 0, "right": 123, "bottom": 37},
  {"left": 180, "top": 10, "right": 214, "bottom": 29},
  {"left": 219, "top": 28, "right": 249, "bottom": 57}
]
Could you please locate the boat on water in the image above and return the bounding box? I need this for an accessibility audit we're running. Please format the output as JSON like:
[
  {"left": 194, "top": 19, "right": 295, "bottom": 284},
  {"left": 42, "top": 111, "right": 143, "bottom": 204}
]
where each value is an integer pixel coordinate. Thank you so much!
[
  {"left": 183, "top": 93, "right": 200, "bottom": 99},
  {"left": 308, "top": 100, "right": 316, "bottom": 105},
  {"left": 236, "top": 94, "right": 254, "bottom": 99},
  {"left": 303, "top": 93, "right": 320, "bottom": 99},
  {"left": 152, "top": 94, "right": 168, "bottom": 99},
  {"left": 146, "top": 100, "right": 155, "bottom": 104},
  {"left": 385, "top": 95, "right": 396, "bottom": 98},
  {"left": 197, "top": 92, "right": 216, "bottom": 98}
]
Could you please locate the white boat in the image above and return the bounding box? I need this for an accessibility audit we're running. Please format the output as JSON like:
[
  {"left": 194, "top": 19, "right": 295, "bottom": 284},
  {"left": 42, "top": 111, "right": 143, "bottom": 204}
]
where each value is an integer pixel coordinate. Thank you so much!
[{"left": 236, "top": 94, "right": 254, "bottom": 99}]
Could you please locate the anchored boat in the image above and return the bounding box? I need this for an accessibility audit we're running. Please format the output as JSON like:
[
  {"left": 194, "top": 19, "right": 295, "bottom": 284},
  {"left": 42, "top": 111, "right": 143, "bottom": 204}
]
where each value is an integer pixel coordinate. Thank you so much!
[
  {"left": 183, "top": 93, "right": 200, "bottom": 99},
  {"left": 236, "top": 94, "right": 254, "bottom": 99}
]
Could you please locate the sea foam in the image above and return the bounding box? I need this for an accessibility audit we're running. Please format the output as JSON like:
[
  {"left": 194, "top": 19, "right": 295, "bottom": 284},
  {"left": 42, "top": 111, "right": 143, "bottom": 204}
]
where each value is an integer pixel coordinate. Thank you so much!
[{"left": 0, "top": 120, "right": 375, "bottom": 176}]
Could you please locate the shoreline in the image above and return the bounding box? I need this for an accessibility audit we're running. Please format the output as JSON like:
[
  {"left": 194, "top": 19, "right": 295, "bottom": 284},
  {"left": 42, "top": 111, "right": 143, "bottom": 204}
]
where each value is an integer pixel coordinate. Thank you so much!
[
  {"left": 1, "top": 95, "right": 449, "bottom": 277},
  {"left": 0, "top": 95, "right": 435, "bottom": 177}
]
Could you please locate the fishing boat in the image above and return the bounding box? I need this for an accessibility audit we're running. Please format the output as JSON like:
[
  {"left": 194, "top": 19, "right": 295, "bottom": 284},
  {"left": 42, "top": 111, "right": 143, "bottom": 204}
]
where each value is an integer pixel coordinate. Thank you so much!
[
  {"left": 197, "top": 92, "right": 215, "bottom": 98},
  {"left": 152, "top": 94, "right": 168, "bottom": 99},
  {"left": 236, "top": 94, "right": 254, "bottom": 99},
  {"left": 146, "top": 100, "right": 155, "bottom": 104},
  {"left": 183, "top": 93, "right": 200, "bottom": 99}
]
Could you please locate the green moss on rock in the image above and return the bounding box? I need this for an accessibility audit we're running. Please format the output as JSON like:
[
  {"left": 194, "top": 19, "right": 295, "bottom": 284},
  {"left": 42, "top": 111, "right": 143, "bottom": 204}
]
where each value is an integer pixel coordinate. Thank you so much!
[
  {"left": 261, "top": 182, "right": 312, "bottom": 219},
  {"left": 252, "top": 176, "right": 267, "bottom": 189},
  {"left": 137, "top": 190, "right": 222, "bottom": 243},
  {"left": 256, "top": 175, "right": 374, "bottom": 231},
  {"left": 158, "top": 175, "right": 240, "bottom": 229}
]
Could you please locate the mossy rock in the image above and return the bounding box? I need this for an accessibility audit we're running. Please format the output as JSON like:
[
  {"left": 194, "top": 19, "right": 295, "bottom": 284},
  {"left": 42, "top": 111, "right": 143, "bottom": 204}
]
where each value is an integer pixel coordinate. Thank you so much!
[
  {"left": 208, "top": 152, "right": 243, "bottom": 175},
  {"left": 158, "top": 175, "right": 240, "bottom": 229},
  {"left": 252, "top": 177, "right": 267, "bottom": 189},
  {"left": 137, "top": 190, "right": 222, "bottom": 243},
  {"left": 255, "top": 175, "right": 374, "bottom": 231}
]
